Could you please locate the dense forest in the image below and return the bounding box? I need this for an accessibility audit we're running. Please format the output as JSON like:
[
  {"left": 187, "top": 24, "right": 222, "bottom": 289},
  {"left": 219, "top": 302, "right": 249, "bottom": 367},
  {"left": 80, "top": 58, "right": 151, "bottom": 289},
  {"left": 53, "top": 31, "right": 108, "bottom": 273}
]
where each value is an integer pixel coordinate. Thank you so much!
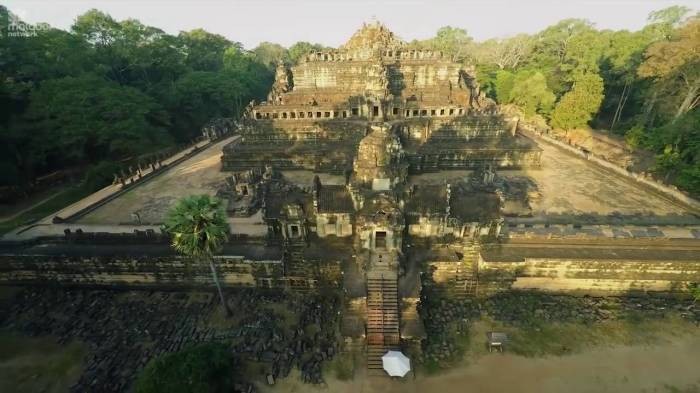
[
  {"left": 1, "top": 6, "right": 698, "bottom": 201},
  {"left": 0, "top": 7, "right": 283, "bottom": 200},
  {"left": 408, "top": 6, "right": 698, "bottom": 195}
]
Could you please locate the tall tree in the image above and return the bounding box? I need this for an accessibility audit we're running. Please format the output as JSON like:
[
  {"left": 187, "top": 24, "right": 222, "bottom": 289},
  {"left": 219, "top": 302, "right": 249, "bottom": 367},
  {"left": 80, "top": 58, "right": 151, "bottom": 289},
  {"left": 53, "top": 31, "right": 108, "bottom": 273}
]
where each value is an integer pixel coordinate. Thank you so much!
[
  {"left": 177, "top": 29, "right": 233, "bottom": 72},
  {"left": 525, "top": 19, "right": 597, "bottom": 96},
  {"left": 473, "top": 34, "right": 533, "bottom": 70},
  {"left": 24, "top": 74, "right": 170, "bottom": 163},
  {"left": 252, "top": 41, "right": 289, "bottom": 69},
  {"left": 550, "top": 72, "right": 605, "bottom": 130},
  {"left": 430, "top": 26, "right": 473, "bottom": 61},
  {"left": 638, "top": 18, "right": 699, "bottom": 120},
  {"left": 508, "top": 70, "right": 556, "bottom": 116},
  {"left": 164, "top": 195, "right": 231, "bottom": 316},
  {"left": 288, "top": 41, "right": 326, "bottom": 64}
]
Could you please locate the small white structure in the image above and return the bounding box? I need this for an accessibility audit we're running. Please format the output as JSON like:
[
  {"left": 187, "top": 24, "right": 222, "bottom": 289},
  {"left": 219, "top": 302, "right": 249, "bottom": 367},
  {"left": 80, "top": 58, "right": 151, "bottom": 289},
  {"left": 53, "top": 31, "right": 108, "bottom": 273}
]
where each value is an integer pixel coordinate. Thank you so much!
[{"left": 382, "top": 350, "right": 411, "bottom": 377}]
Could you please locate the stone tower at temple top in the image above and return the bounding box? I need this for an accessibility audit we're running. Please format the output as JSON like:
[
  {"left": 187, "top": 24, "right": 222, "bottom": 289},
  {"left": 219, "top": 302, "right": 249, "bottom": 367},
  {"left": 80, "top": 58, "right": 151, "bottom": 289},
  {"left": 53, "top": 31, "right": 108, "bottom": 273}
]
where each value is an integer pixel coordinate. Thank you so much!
[{"left": 341, "top": 20, "right": 404, "bottom": 51}]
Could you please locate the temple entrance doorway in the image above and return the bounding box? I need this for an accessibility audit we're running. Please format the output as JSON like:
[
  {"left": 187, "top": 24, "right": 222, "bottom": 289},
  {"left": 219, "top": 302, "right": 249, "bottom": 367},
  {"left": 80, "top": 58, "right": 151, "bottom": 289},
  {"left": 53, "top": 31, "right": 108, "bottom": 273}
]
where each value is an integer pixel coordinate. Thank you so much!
[{"left": 375, "top": 231, "right": 387, "bottom": 249}]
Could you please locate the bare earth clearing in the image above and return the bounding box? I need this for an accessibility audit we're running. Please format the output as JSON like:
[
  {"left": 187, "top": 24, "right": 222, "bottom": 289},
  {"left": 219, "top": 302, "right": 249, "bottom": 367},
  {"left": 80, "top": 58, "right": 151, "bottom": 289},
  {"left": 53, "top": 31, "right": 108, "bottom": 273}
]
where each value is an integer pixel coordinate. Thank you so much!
[{"left": 261, "top": 335, "right": 700, "bottom": 393}]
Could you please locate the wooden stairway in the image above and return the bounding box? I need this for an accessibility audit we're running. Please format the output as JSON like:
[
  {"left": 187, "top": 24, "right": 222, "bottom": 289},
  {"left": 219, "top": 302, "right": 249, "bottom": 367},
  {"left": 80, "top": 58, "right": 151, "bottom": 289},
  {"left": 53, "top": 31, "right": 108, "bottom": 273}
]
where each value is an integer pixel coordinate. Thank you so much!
[{"left": 366, "top": 272, "right": 400, "bottom": 373}]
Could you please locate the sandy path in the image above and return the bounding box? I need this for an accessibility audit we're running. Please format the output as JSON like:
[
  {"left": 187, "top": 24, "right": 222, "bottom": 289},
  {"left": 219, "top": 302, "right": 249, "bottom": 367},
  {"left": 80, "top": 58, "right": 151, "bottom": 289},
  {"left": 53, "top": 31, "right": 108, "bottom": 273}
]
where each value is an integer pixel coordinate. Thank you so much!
[{"left": 260, "top": 336, "right": 700, "bottom": 393}]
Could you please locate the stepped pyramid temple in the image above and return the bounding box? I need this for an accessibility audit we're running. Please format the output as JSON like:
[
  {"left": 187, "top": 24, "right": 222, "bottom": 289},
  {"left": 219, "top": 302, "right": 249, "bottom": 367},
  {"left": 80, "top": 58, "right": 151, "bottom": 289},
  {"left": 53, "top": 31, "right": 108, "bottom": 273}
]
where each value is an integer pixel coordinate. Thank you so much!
[
  {"left": 2, "top": 21, "right": 700, "bottom": 376},
  {"left": 222, "top": 21, "right": 541, "bottom": 173},
  {"left": 220, "top": 22, "right": 537, "bottom": 365}
]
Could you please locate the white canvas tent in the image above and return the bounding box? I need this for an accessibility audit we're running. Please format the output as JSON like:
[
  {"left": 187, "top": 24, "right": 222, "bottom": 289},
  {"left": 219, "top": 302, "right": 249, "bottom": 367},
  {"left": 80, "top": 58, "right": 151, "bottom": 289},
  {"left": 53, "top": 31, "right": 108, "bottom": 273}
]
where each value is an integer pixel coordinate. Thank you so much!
[{"left": 382, "top": 350, "right": 411, "bottom": 377}]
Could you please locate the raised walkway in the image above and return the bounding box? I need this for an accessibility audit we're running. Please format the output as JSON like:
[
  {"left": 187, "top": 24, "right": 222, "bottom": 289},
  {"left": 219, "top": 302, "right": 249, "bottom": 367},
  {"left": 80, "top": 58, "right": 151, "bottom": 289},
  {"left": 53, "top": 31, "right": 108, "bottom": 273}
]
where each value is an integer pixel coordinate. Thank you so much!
[{"left": 2, "top": 136, "right": 238, "bottom": 242}]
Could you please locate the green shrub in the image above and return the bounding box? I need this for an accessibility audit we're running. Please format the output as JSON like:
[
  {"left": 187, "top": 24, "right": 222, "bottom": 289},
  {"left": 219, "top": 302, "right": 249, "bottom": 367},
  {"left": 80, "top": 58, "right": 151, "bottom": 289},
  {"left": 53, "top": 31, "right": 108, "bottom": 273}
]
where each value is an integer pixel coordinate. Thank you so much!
[
  {"left": 135, "top": 343, "right": 236, "bottom": 393},
  {"left": 83, "top": 161, "right": 121, "bottom": 192}
]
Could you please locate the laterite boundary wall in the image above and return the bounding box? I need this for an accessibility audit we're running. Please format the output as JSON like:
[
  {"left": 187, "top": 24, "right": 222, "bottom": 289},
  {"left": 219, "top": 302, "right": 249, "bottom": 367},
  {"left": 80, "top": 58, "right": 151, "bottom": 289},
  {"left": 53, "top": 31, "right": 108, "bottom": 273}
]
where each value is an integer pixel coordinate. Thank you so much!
[
  {"left": 477, "top": 257, "right": 700, "bottom": 296},
  {"left": 0, "top": 254, "right": 293, "bottom": 289}
]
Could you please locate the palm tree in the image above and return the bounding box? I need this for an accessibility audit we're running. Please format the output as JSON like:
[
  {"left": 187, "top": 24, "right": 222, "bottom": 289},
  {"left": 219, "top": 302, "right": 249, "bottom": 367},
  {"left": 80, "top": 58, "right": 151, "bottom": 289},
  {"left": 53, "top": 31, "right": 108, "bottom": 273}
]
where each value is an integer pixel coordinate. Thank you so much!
[{"left": 164, "top": 195, "right": 231, "bottom": 316}]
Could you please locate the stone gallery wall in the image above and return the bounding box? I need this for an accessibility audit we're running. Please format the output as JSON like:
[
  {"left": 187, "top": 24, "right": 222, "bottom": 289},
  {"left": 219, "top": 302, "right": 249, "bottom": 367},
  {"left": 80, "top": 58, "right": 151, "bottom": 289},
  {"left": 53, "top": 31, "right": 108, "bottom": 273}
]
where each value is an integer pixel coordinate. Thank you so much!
[
  {"left": 477, "top": 257, "right": 700, "bottom": 295},
  {"left": 292, "top": 60, "right": 384, "bottom": 93},
  {"left": 0, "top": 254, "right": 292, "bottom": 289}
]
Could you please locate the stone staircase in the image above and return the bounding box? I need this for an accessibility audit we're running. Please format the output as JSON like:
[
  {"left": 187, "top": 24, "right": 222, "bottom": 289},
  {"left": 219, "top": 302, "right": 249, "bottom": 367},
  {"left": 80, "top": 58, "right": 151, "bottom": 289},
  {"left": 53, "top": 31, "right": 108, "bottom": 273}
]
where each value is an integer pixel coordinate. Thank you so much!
[
  {"left": 454, "top": 240, "right": 480, "bottom": 297},
  {"left": 366, "top": 271, "right": 400, "bottom": 373},
  {"left": 429, "top": 240, "right": 480, "bottom": 298},
  {"left": 284, "top": 239, "right": 312, "bottom": 291}
]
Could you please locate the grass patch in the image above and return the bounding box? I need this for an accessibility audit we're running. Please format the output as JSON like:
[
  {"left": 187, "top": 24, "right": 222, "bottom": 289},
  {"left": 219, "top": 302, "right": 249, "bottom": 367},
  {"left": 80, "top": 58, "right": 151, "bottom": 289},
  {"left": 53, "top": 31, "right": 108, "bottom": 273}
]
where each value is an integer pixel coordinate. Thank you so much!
[
  {"left": 0, "top": 333, "right": 86, "bottom": 393},
  {"left": 0, "top": 286, "right": 21, "bottom": 301},
  {"left": 0, "top": 185, "right": 94, "bottom": 234},
  {"left": 206, "top": 301, "right": 241, "bottom": 329},
  {"left": 663, "top": 384, "right": 700, "bottom": 393},
  {"left": 467, "top": 313, "right": 697, "bottom": 358},
  {"left": 325, "top": 352, "right": 355, "bottom": 381}
]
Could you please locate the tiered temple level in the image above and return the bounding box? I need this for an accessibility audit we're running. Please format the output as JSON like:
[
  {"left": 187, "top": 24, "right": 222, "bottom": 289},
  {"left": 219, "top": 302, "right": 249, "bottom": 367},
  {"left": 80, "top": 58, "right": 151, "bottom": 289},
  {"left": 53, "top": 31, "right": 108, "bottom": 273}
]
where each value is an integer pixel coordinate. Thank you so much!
[{"left": 222, "top": 21, "right": 541, "bottom": 173}]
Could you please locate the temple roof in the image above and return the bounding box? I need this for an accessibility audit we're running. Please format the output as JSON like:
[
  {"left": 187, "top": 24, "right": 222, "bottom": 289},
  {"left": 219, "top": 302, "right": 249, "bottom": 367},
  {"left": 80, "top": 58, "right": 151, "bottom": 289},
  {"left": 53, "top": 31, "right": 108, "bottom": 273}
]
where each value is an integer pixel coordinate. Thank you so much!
[
  {"left": 317, "top": 185, "right": 354, "bottom": 213},
  {"left": 405, "top": 185, "right": 449, "bottom": 216},
  {"left": 341, "top": 21, "right": 404, "bottom": 50}
]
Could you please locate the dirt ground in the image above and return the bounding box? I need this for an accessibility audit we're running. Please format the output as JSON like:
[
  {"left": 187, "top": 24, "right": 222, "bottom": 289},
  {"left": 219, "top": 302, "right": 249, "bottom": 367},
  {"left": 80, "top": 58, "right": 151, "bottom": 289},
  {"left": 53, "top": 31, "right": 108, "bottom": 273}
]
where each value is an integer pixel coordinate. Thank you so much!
[
  {"left": 0, "top": 334, "right": 85, "bottom": 393},
  {"left": 260, "top": 335, "right": 700, "bottom": 393},
  {"left": 259, "top": 314, "right": 700, "bottom": 393}
]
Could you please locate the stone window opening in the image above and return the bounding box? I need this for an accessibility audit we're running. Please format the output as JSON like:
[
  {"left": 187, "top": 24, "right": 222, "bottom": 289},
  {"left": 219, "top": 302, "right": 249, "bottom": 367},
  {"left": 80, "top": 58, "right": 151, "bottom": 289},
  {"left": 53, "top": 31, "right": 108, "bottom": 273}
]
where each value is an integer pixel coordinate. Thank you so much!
[
  {"left": 290, "top": 225, "right": 300, "bottom": 237},
  {"left": 405, "top": 110, "right": 411, "bottom": 117},
  {"left": 333, "top": 111, "right": 338, "bottom": 118},
  {"left": 413, "top": 109, "right": 419, "bottom": 116},
  {"left": 458, "top": 108, "right": 464, "bottom": 115},
  {"left": 241, "top": 185, "right": 248, "bottom": 196},
  {"left": 449, "top": 108, "right": 455, "bottom": 115},
  {"left": 255, "top": 112, "right": 262, "bottom": 119},
  {"left": 272, "top": 113, "right": 279, "bottom": 119},
  {"left": 316, "top": 112, "right": 322, "bottom": 118},
  {"left": 440, "top": 109, "right": 445, "bottom": 115},
  {"left": 343, "top": 111, "right": 348, "bottom": 118},
  {"left": 431, "top": 109, "right": 436, "bottom": 116},
  {"left": 282, "top": 112, "right": 288, "bottom": 119},
  {"left": 420, "top": 109, "right": 427, "bottom": 116},
  {"left": 308, "top": 112, "right": 313, "bottom": 118},
  {"left": 299, "top": 112, "right": 305, "bottom": 118},
  {"left": 373, "top": 106, "right": 379, "bottom": 117},
  {"left": 392, "top": 107, "right": 399, "bottom": 115},
  {"left": 352, "top": 108, "right": 359, "bottom": 116},
  {"left": 290, "top": 112, "right": 296, "bottom": 119}
]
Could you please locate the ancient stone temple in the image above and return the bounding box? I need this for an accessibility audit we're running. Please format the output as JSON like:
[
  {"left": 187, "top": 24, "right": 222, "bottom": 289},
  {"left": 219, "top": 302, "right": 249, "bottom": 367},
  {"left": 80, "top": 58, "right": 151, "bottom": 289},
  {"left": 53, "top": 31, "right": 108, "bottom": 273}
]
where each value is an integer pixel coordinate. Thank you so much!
[
  {"left": 222, "top": 21, "right": 541, "bottom": 174},
  {"left": 2, "top": 20, "right": 699, "bottom": 386}
]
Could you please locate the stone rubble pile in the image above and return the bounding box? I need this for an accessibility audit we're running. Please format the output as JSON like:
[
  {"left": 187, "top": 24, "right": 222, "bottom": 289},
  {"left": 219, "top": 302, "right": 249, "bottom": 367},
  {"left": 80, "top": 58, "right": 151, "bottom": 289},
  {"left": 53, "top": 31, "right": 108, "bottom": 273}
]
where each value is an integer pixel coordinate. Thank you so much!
[
  {"left": 418, "top": 291, "right": 699, "bottom": 366},
  {"left": 0, "top": 287, "right": 342, "bottom": 392},
  {"left": 483, "top": 292, "right": 700, "bottom": 326}
]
